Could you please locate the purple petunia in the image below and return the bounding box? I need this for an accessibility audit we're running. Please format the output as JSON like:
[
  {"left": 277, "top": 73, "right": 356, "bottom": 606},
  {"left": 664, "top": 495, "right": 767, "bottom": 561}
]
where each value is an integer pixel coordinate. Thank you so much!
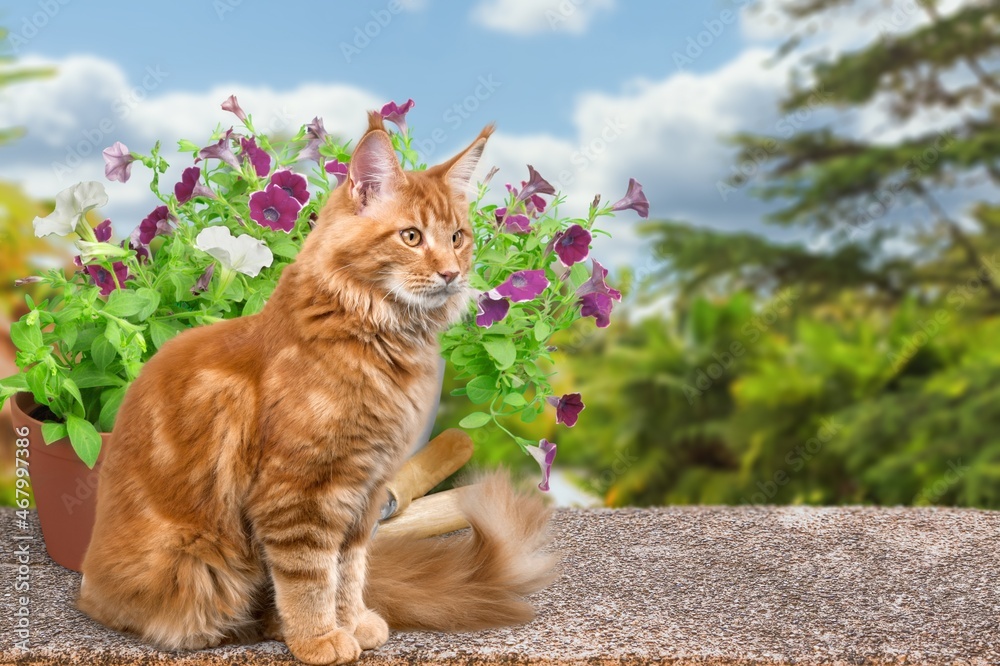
[
  {"left": 514, "top": 165, "right": 556, "bottom": 206},
  {"left": 191, "top": 263, "right": 215, "bottom": 295},
  {"left": 249, "top": 185, "right": 301, "bottom": 233},
  {"left": 380, "top": 98, "right": 415, "bottom": 135},
  {"left": 325, "top": 159, "right": 349, "bottom": 186},
  {"left": 546, "top": 393, "right": 585, "bottom": 428},
  {"left": 84, "top": 261, "right": 129, "bottom": 297},
  {"left": 298, "top": 117, "right": 328, "bottom": 163},
  {"left": 526, "top": 439, "right": 557, "bottom": 492},
  {"left": 102, "top": 142, "right": 135, "bottom": 183},
  {"left": 221, "top": 95, "right": 248, "bottom": 123},
  {"left": 94, "top": 219, "right": 113, "bottom": 243},
  {"left": 241, "top": 137, "right": 271, "bottom": 178},
  {"left": 494, "top": 207, "right": 531, "bottom": 234},
  {"left": 577, "top": 258, "right": 622, "bottom": 301},
  {"left": 198, "top": 130, "right": 241, "bottom": 170},
  {"left": 475, "top": 292, "right": 510, "bottom": 328},
  {"left": 610, "top": 178, "right": 649, "bottom": 218},
  {"left": 551, "top": 224, "right": 591, "bottom": 267},
  {"left": 270, "top": 170, "right": 310, "bottom": 205},
  {"left": 127, "top": 227, "right": 150, "bottom": 263},
  {"left": 494, "top": 269, "right": 549, "bottom": 303},
  {"left": 580, "top": 292, "right": 615, "bottom": 328},
  {"left": 174, "top": 166, "right": 215, "bottom": 204},
  {"left": 138, "top": 205, "right": 173, "bottom": 245}
]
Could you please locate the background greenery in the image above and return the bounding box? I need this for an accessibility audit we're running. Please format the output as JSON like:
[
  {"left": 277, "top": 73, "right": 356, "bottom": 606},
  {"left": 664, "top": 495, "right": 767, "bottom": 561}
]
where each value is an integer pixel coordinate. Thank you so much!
[{"left": 4, "top": 2, "right": 999, "bottom": 508}]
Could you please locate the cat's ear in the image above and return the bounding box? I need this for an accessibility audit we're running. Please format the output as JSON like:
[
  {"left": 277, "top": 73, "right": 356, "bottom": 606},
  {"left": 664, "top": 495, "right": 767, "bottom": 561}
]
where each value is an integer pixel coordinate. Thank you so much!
[
  {"left": 348, "top": 114, "right": 404, "bottom": 210},
  {"left": 439, "top": 124, "right": 495, "bottom": 194}
]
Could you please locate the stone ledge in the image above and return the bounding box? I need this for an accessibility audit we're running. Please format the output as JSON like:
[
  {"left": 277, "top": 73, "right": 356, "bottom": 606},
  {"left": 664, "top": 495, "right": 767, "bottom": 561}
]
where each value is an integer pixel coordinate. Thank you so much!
[{"left": 2, "top": 506, "right": 999, "bottom": 665}]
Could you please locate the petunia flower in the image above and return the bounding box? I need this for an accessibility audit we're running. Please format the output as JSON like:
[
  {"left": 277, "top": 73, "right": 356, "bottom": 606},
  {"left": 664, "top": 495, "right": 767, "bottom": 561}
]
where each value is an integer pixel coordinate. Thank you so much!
[
  {"left": 494, "top": 207, "right": 531, "bottom": 234},
  {"left": 380, "top": 98, "right": 415, "bottom": 135},
  {"left": 127, "top": 227, "right": 150, "bottom": 263},
  {"left": 580, "top": 292, "right": 615, "bottom": 328},
  {"left": 249, "top": 185, "right": 301, "bottom": 233},
  {"left": 94, "top": 219, "right": 113, "bottom": 243},
  {"left": 475, "top": 292, "right": 510, "bottom": 328},
  {"left": 576, "top": 258, "right": 622, "bottom": 301},
  {"left": 194, "top": 226, "right": 274, "bottom": 278},
  {"left": 270, "top": 169, "right": 310, "bottom": 205},
  {"left": 610, "top": 178, "right": 649, "bottom": 218},
  {"left": 174, "top": 166, "right": 215, "bottom": 204},
  {"left": 525, "top": 439, "right": 557, "bottom": 492},
  {"left": 514, "top": 165, "right": 556, "bottom": 206},
  {"left": 241, "top": 137, "right": 271, "bottom": 178},
  {"left": 493, "top": 269, "right": 549, "bottom": 303},
  {"left": 33, "top": 181, "right": 108, "bottom": 238},
  {"left": 298, "top": 117, "right": 328, "bottom": 162},
  {"left": 83, "top": 261, "right": 129, "bottom": 297},
  {"left": 546, "top": 393, "right": 585, "bottom": 428},
  {"left": 325, "top": 159, "right": 349, "bottom": 186},
  {"left": 138, "top": 205, "right": 174, "bottom": 245},
  {"left": 221, "top": 94, "right": 248, "bottom": 123},
  {"left": 102, "top": 142, "right": 135, "bottom": 183},
  {"left": 191, "top": 263, "right": 215, "bottom": 295},
  {"left": 198, "top": 129, "right": 241, "bottom": 170},
  {"left": 550, "top": 224, "right": 591, "bottom": 267}
]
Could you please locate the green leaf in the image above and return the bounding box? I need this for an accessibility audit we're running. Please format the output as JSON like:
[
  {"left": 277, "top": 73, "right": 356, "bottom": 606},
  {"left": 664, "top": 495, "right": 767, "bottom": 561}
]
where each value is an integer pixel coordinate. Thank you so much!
[
  {"left": 68, "top": 363, "right": 121, "bottom": 389},
  {"left": 483, "top": 337, "right": 516, "bottom": 370},
  {"left": 243, "top": 291, "right": 266, "bottom": 316},
  {"left": 503, "top": 392, "right": 527, "bottom": 407},
  {"left": 41, "top": 422, "right": 67, "bottom": 445},
  {"left": 62, "top": 378, "right": 84, "bottom": 410},
  {"left": 134, "top": 288, "right": 161, "bottom": 321},
  {"left": 98, "top": 386, "right": 128, "bottom": 432},
  {"left": 0, "top": 374, "right": 30, "bottom": 394},
  {"left": 466, "top": 375, "right": 497, "bottom": 405},
  {"left": 91, "top": 334, "right": 117, "bottom": 370},
  {"left": 534, "top": 321, "right": 552, "bottom": 342},
  {"left": 569, "top": 262, "right": 589, "bottom": 289},
  {"left": 66, "top": 414, "right": 102, "bottom": 468},
  {"left": 269, "top": 237, "right": 300, "bottom": 259},
  {"left": 450, "top": 387, "right": 467, "bottom": 397},
  {"left": 104, "top": 320, "right": 122, "bottom": 349},
  {"left": 148, "top": 320, "right": 182, "bottom": 350},
  {"left": 10, "top": 320, "right": 43, "bottom": 353},
  {"left": 58, "top": 320, "right": 79, "bottom": 351},
  {"left": 450, "top": 344, "right": 481, "bottom": 366},
  {"left": 459, "top": 412, "right": 492, "bottom": 429},
  {"left": 103, "top": 290, "right": 150, "bottom": 318}
]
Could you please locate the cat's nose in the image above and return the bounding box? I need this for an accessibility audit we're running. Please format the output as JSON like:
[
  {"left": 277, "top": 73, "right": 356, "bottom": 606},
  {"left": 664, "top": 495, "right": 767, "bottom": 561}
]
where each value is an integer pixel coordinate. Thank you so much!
[{"left": 438, "top": 271, "right": 459, "bottom": 285}]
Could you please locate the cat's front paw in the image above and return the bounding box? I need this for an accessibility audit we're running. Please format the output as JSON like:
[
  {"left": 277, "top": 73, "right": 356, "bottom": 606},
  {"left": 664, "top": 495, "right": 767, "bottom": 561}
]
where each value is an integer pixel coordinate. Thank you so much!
[
  {"left": 353, "top": 609, "right": 389, "bottom": 651},
  {"left": 286, "top": 628, "right": 361, "bottom": 665}
]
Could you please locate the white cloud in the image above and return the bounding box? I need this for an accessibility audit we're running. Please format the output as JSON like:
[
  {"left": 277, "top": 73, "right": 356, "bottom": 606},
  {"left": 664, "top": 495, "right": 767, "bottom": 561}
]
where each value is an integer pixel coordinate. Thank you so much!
[{"left": 470, "top": 0, "right": 615, "bottom": 35}]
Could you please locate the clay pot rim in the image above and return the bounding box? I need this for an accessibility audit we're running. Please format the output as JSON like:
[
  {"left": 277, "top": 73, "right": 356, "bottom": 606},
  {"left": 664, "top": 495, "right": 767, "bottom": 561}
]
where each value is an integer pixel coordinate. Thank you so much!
[{"left": 11, "top": 392, "right": 110, "bottom": 464}]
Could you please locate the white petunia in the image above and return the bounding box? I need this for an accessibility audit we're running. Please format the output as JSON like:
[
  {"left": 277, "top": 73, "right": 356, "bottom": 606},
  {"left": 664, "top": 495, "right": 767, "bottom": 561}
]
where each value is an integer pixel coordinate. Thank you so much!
[
  {"left": 32, "top": 181, "right": 108, "bottom": 238},
  {"left": 194, "top": 226, "right": 273, "bottom": 278}
]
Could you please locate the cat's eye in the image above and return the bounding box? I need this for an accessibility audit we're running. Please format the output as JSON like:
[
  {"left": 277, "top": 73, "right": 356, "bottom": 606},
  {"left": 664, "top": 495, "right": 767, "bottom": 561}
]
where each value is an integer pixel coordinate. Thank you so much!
[
  {"left": 452, "top": 230, "right": 464, "bottom": 248},
  {"left": 400, "top": 228, "right": 423, "bottom": 247}
]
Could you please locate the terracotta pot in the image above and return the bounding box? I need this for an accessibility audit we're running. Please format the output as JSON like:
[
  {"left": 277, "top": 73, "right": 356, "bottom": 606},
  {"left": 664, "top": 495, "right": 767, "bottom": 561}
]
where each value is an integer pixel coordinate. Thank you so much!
[{"left": 9, "top": 393, "right": 108, "bottom": 572}]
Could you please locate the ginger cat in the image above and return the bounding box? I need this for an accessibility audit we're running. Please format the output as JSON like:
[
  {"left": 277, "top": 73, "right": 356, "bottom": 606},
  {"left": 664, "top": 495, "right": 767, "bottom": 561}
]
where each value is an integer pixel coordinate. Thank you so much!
[{"left": 78, "top": 115, "right": 556, "bottom": 665}]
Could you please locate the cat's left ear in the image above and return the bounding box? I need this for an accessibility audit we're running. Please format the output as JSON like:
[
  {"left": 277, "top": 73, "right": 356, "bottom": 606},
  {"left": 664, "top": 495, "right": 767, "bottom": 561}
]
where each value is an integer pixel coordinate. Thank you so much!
[
  {"left": 348, "top": 114, "right": 405, "bottom": 211},
  {"left": 439, "top": 124, "right": 495, "bottom": 194}
]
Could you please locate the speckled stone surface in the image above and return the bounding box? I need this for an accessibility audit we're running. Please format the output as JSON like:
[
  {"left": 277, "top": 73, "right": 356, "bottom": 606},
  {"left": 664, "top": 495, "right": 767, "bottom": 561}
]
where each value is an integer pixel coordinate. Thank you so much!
[{"left": 2, "top": 506, "right": 999, "bottom": 665}]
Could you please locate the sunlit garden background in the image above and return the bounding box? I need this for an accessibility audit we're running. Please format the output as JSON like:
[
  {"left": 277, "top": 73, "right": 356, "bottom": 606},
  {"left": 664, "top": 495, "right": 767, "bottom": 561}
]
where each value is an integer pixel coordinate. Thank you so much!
[{"left": 2, "top": 0, "right": 998, "bottom": 508}]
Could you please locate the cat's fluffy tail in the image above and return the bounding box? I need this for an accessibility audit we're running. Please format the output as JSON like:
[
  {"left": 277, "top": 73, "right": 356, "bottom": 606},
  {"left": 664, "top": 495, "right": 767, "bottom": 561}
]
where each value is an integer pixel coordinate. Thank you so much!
[{"left": 364, "top": 470, "right": 557, "bottom": 632}]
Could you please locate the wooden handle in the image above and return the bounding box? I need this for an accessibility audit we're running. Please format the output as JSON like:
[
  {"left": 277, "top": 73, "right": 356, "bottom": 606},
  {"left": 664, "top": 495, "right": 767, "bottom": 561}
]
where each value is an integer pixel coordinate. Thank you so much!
[
  {"left": 376, "top": 487, "right": 471, "bottom": 541},
  {"left": 384, "top": 429, "right": 474, "bottom": 517}
]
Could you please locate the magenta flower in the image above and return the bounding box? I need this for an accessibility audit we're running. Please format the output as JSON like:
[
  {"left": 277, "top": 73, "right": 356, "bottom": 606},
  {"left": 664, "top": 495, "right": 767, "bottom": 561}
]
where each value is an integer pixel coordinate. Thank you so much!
[
  {"left": 494, "top": 269, "right": 549, "bottom": 303},
  {"left": 514, "top": 165, "right": 556, "bottom": 206},
  {"left": 476, "top": 292, "right": 510, "bottom": 328},
  {"left": 102, "top": 142, "right": 135, "bottom": 183},
  {"left": 94, "top": 219, "right": 113, "bottom": 243},
  {"left": 325, "top": 159, "right": 349, "bottom": 186},
  {"left": 270, "top": 170, "right": 310, "bottom": 205},
  {"left": 174, "top": 166, "right": 215, "bottom": 204},
  {"left": 526, "top": 193, "right": 546, "bottom": 216},
  {"left": 495, "top": 207, "right": 531, "bottom": 234},
  {"left": 580, "top": 292, "right": 615, "bottom": 328},
  {"left": 526, "top": 439, "right": 557, "bottom": 492},
  {"left": 551, "top": 224, "right": 591, "bottom": 267},
  {"left": 191, "top": 263, "right": 215, "bottom": 295},
  {"left": 138, "top": 206, "right": 173, "bottom": 245},
  {"left": 198, "top": 130, "right": 240, "bottom": 170},
  {"left": 249, "top": 185, "right": 301, "bottom": 233},
  {"left": 380, "top": 98, "right": 415, "bottom": 135},
  {"left": 221, "top": 94, "right": 248, "bottom": 123},
  {"left": 84, "top": 262, "right": 129, "bottom": 297},
  {"left": 298, "top": 117, "right": 328, "bottom": 163},
  {"left": 546, "top": 393, "right": 585, "bottom": 427},
  {"left": 127, "top": 227, "right": 149, "bottom": 263},
  {"left": 241, "top": 137, "right": 271, "bottom": 177},
  {"left": 611, "top": 178, "right": 649, "bottom": 218},
  {"left": 577, "top": 258, "right": 622, "bottom": 301}
]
